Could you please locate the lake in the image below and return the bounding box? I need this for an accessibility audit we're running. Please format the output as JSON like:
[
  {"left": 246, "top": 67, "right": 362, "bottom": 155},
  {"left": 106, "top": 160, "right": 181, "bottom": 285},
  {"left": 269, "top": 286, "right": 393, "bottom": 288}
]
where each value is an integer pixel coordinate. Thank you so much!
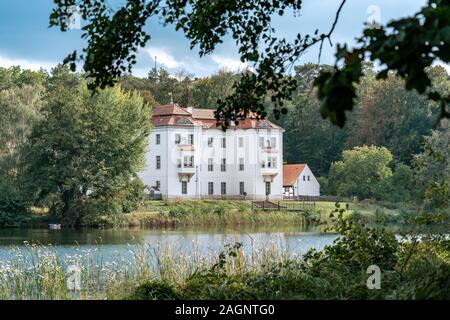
[{"left": 0, "top": 226, "right": 338, "bottom": 263}]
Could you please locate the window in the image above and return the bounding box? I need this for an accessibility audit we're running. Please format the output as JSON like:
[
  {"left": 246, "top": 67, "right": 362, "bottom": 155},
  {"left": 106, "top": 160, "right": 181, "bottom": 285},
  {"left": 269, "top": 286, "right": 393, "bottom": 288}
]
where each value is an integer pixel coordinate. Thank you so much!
[
  {"left": 221, "top": 137, "right": 226, "bottom": 148},
  {"left": 270, "top": 137, "right": 276, "bottom": 148},
  {"left": 268, "top": 157, "right": 277, "bottom": 168},
  {"left": 156, "top": 134, "right": 160, "bottom": 145},
  {"left": 258, "top": 121, "right": 270, "bottom": 127},
  {"left": 181, "top": 181, "right": 187, "bottom": 194},
  {"left": 259, "top": 137, "right": 265, "bottom": 148},
  {"left": 221, "top": 158, "right": 226, "bottom": 172},
  {"left": 207, "top": 137, "right": 214, "bottom": 147},
  {"left": 265, "top": 181, "right": 271, "bottom": 195},
  {"left": 188, "top": 134, "right": 194, "bottom": 145},
  {"left": 239, "top": 158, "right": 245, "bottom": 171},
  {"left": 221, "top": 182, "right": 226, "bottom": 195},
  {"left": 239, "top": 182, "right": 245, "bottom": 195},
  {"left": 208, "top": 158, "right": 213, "bottom": 171},
  {"left": 175, "top": 134, "right": 181, "bottom": 144},
  {"left": 308, "top": 175, "right": 310, "bottom": 181},
  {"left": 184, "top": 156, "right": 194, "bottom": 168},
  {"left": 238, "top": 137, "right": 244, "bottom": 148},
  {"left": 156, "top": 181, "right": 160, "bottom": 188},
  {"left": 208, "top": 182, "right": 214, "bottom": 195},
  {"left": 156, "top": 156, "right": 161, "bottom": 169},
  {"left": 177, "top": 118, "right": 192, "bottom": 124},
  {"left": 177, "top": 158, "right": 182, "bottom": 168},
  {"left": 303, "top": 175, "right": 306, "bottom": 181}
]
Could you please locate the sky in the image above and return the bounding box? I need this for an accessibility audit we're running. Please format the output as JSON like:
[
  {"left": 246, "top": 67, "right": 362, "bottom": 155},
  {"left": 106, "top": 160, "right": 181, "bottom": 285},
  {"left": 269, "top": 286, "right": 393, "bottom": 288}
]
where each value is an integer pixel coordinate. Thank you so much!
[{"left": 1, "top": 0, "right": 444, "bottom": 78}]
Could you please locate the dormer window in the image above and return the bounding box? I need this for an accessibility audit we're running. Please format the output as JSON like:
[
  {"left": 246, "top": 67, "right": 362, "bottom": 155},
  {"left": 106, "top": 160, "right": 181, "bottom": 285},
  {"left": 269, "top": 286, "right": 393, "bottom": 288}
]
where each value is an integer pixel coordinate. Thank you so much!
[{"left": 177, "top": 118, "right": 192, "bottom": 125}]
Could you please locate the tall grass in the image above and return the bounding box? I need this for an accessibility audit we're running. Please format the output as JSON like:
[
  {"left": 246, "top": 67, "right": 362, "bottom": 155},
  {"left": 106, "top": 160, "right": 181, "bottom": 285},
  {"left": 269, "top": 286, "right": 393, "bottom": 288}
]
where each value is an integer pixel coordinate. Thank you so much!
[{"left": 0, "top": 240, "right": 294, "bottom": 300}]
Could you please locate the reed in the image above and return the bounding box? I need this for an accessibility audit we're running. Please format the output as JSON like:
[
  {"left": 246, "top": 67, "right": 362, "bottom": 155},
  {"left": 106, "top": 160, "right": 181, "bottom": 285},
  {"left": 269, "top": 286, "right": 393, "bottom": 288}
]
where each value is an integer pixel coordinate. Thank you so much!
[{"left": 0, "top": 239, "right": 294, "bottom": 300}]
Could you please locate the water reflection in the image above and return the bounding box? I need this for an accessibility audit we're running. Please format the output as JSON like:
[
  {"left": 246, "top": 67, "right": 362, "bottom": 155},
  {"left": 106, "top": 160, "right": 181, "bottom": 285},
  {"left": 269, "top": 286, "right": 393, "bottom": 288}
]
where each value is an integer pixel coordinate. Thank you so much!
[{"left": 0, "top": 226, "right": 338, "bottom": 262}]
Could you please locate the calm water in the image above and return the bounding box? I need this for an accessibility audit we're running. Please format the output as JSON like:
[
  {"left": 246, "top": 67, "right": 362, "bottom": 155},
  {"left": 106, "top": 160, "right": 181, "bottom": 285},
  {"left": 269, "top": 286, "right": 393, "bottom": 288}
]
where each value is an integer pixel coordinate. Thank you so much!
[{"left": 0, "top": 226, "right": 338, "bottom": 262}]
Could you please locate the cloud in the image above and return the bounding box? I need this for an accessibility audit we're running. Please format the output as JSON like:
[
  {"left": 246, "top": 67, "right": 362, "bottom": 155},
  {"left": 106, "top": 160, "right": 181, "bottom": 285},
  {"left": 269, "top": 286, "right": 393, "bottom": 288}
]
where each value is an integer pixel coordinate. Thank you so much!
[
  {"left": 140, "top": 46, "right": 216, "bottom": 76},
  {"left": 144, "top": 46, "right": 180, "bottom": 69},
  {"left": 0, "top": 55, "right": 56, "bottom": 71},
  {"left": 143, "top": 46, "right": 250, "bottom": 75},
  {"left": 211, "top": 55, "right": 249, "bottom": 72}
]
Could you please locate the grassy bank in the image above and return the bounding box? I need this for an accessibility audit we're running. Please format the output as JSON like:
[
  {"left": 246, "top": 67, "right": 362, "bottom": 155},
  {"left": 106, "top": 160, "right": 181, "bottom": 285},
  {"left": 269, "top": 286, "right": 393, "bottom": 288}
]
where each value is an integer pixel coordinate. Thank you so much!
[
  {"left": 123, "top": 200, "right": 317, "bottom": 228},
  {"left": 122, "top": 199, "right": 408, "bottom": 229},
  {"left": 22, "top": 199, "right": 409, "bottom": 229}
]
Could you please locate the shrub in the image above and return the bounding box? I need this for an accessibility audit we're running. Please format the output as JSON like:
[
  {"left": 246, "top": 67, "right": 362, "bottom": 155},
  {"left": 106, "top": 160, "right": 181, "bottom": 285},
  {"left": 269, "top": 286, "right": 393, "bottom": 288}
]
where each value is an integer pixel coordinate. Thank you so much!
[
  {"left": 129, "top": 281, "right": 182, "bottom": 300},
  {"left": 121, "top": 176, "right": 147, "bottom": 213},
  {"left": 0, "top": 183, "right": 30, "bottom": 227},
  {"left": 317, "top": 176, "right": 329, "bottom": 195}
]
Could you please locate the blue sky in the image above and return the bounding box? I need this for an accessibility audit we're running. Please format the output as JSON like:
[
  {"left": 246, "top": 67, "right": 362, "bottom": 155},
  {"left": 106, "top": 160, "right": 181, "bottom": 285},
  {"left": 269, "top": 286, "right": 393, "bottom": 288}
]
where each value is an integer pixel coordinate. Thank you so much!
[{"left": 1, "top": 0, "right": 442, "bottom": 77}]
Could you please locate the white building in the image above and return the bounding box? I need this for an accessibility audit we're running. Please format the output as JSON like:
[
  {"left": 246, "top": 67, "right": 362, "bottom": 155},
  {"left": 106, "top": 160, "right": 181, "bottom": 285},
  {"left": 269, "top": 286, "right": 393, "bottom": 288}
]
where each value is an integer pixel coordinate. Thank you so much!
[
  {"left": 283, "top": 164, "right": 320, "bottom": 197},
  {"left": 139, "top": 104, "right": 284, "bottom": 200}
]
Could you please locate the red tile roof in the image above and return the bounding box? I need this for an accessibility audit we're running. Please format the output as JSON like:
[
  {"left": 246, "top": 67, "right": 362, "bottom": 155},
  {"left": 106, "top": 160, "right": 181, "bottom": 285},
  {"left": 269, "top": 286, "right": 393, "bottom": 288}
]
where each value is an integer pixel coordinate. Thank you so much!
[
  {"left": 283, "top": 164, "right": 306, "bottom": 187},
  {"left": 151, "top": 104, "right": 282, "bottom": 130},
  {"left": 152, "top": 104, "right": 191, "bottom": 116}
]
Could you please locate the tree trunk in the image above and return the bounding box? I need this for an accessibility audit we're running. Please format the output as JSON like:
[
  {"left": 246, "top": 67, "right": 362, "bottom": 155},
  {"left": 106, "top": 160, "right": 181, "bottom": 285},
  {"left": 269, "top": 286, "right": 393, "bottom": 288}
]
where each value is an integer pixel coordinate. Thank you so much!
[{"left": 61, "top": 188, "right": 80, "bottom": 228}]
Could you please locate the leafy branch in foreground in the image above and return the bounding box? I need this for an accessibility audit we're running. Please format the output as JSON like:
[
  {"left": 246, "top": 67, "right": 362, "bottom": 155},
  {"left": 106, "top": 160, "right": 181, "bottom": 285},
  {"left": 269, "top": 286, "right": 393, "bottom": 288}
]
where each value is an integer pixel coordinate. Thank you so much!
[
  {"left": 49, "top": 0, "right": 344, "bottom": 123},
  {"left": 316, "top": 0, "right": 450, "bottom": 127},
  {"left": 50, "top": 0, "right": 449, "bottom": 128}
]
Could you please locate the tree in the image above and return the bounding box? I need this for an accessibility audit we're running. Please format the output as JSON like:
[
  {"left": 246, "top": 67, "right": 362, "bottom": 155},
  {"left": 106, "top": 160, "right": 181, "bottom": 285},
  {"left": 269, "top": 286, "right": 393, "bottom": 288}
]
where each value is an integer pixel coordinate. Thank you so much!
[
  {"left": 345, "top": 69, "right": 444, "bottom": 165},
  {"left": 272, "top": 63, "right": 348, "bottom": 176},
  {"left": 273, "top": 92, "right": 347, "bottom": 176},
  {"left": 191, "top": 69, "right": 240, "bottom": 109},
  {"left": 20, "top": 67, "right": 152, "bottom": 227},
  {"left": 119, "top": 75, "right": 157, "bottom": 106},
  {"left": 0, "top": 66, "right": 47, "bottom": 90},
  {"left": 414, "top": 120, "right": 450, "bottom": 212},
  {"left": 49, "top": 0, "right": 449, "bottom": 128},
  {"left": 375, "top": 163, "right": 415, "bottom": 203},
  {"left": 328, "top": 146, "right": 393, "bottom": 199},
  {"left": 120, "top": 67, "right": 194, "bottom": 106},
  {"left": 147, "top": 68, "right": 194, "bottom": 105},
  {"left": 0, "top": 85, "right": 44, "bottom": 184}
]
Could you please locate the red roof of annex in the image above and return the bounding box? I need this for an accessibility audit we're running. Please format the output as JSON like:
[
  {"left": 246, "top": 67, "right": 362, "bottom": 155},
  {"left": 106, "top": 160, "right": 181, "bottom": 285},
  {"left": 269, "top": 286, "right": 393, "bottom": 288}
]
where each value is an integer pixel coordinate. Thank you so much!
[{"left": 283, "top": 164, "right": 306, "bottom": 187}]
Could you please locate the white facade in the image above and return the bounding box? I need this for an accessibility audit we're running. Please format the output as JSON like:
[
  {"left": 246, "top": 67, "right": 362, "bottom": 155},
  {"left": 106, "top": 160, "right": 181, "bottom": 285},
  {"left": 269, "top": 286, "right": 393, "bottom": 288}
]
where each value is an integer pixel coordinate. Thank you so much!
[
  {"left": 139, "top": 105, "right": 284, "bottom": 200},
  {"left": 292, "top": 165, "right": 320, "bottom": 196}
]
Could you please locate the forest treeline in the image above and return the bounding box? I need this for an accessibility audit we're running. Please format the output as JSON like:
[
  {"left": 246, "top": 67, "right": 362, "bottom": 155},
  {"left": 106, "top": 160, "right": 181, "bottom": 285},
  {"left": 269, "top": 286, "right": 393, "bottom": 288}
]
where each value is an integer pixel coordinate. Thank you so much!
[{"left": 0, "top": 64, "right": 449, "bottom": 226}]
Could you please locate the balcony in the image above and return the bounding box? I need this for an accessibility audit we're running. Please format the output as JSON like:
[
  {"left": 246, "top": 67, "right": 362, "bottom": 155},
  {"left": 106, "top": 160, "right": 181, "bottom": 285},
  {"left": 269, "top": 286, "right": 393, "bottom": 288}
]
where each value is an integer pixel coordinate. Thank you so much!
[
  {"left": 260, "top": 163, "right": 278, "bottom": 182},
  {"left": 177, "top": 164, "right": 195, "bottom": 181}
]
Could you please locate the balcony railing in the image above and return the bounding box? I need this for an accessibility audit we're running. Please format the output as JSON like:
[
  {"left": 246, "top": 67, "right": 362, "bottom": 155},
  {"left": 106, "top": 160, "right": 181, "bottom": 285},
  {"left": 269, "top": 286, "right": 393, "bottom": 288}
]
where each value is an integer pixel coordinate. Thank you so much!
[
  {"left": 261, "top": 163, "right": 278, "bottom": 176},
  {"left": 177, "top": 164, "right": 195, "bottom": 181},
  {"left": 262, "top": 146, "right": 278, "bottom": 153},
  {"left": 177, "top": 164, "right": 195, "bottom": 172}
]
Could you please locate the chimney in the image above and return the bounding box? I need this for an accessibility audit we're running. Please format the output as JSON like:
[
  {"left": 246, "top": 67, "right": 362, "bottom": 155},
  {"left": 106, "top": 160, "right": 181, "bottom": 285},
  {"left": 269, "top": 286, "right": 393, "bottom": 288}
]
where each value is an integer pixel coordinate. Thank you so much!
[{"left": 186, "top": 106, "right": 193, "bottom": 114}]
